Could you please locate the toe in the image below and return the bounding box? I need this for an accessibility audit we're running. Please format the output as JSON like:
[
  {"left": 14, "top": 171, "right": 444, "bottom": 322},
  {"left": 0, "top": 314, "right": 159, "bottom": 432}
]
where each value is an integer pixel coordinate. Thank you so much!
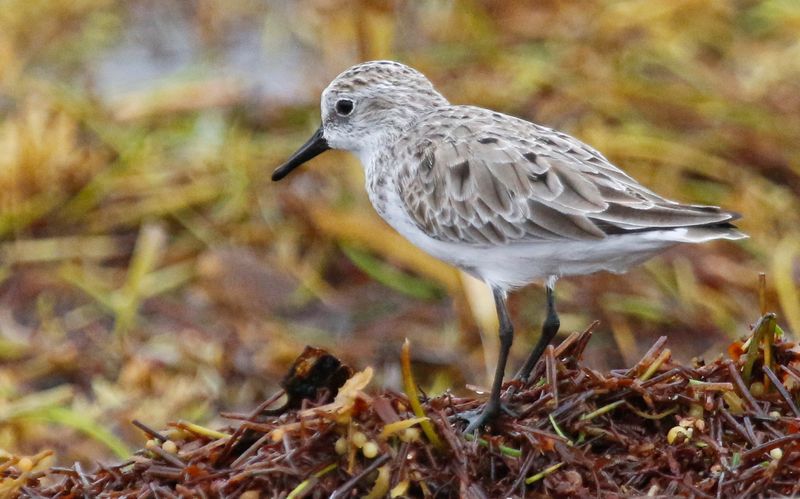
[{"left": 460, "top": 405, "right": 501, "bottom": 434}]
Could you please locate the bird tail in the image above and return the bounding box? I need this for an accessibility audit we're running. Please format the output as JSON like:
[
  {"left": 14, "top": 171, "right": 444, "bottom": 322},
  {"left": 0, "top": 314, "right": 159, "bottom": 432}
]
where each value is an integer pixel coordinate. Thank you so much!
[{"left": 661, "top": 222, "right": 747, "bottom": 243}]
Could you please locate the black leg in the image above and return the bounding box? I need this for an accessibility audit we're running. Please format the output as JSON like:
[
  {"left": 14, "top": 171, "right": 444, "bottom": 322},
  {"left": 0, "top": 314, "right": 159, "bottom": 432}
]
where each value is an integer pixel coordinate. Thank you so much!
[
  {"left": 463, "top": 287, "right": 514, "bottom": 433},
  {"left": 515, "top": 278, "right": 560, "bottom": 385}
]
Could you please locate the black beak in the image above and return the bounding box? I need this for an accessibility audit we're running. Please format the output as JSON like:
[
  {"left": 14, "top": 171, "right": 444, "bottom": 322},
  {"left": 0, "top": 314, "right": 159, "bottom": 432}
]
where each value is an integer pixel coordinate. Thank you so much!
[{"left": 272, "top": 126, "right": 330, "bottom": 181}]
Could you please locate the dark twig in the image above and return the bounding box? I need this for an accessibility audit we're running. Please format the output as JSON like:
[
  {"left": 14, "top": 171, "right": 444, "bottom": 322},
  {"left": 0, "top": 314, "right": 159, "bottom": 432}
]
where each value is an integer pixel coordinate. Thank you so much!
[
  {"left": 726, "top": 361, "right": 765, "bottom": 417},
  {"left": 132, "top": 419, "right": 168, "bottom": 443},
  {"left": 763, "top": 366, "right": 800, "bottom": 417},
  {"left": 741, "top": 434, "right": 800, "bottom": 463},
  {"left": 148, "top": 446, "right": 185, "bottom": 469}
]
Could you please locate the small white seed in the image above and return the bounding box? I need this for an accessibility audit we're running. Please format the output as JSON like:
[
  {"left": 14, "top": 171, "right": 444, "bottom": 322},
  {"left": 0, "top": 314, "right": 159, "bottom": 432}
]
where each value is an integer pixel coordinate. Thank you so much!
[
  {"left": 352, "top": 431, "right": 367, "bottom": 448},
  {"left": 334, "top": 437, "right": 348, "bottom": 455},
  {"left": 162, "top": 440, "right": 178, "bottom": 454},
  {"left": 750, "top": 382, "right": 765, "bottom": 396},
  {"left": 401, "top": 428, "right": 420, "bottom": 442},
  {"left": 362, "top": 441, "right": 379, "bottom": 459},
  {"left": 16, "top": 457, "right": 33, "bottom": 473},
  {"left": 770, "top": 448, "right": 783, "bottom": 460}
]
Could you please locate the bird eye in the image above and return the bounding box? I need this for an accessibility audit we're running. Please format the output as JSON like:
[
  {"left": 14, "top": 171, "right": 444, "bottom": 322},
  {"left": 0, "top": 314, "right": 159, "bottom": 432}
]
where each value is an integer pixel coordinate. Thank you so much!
[{"left": 335, "top": 99, "right": 354, "bottom": 116}]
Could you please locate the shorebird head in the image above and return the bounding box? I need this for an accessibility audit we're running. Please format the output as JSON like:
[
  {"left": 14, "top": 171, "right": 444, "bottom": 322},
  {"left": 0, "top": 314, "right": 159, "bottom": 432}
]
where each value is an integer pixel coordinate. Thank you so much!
[{"left": 272, "top": 60, "right": 448, "bottom": 181}]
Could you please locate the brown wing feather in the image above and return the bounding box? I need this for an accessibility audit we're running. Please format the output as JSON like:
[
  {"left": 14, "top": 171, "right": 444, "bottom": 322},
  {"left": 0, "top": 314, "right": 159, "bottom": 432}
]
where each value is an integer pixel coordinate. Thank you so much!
[{"left": 395, "top": 106, "right": 737, "bottom": 245}]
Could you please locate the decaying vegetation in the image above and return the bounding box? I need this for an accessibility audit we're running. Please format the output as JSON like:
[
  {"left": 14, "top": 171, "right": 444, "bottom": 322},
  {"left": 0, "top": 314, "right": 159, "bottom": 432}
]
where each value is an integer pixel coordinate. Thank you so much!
[{"left": 11, "top": 314, "right": 800, "bottom": 497}]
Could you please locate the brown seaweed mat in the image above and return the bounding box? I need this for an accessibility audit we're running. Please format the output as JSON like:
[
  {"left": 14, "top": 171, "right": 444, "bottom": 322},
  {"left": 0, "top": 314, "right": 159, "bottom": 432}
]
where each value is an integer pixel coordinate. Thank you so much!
[{"left": 12, "top": 314, "right": 800, "bottom": 498}]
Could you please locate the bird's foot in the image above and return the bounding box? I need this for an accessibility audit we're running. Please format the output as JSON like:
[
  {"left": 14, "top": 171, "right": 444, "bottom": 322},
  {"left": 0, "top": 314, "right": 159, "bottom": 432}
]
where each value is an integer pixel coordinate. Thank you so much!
[{"left": 459, "top": 402, "right": 518, "bottom": 434}]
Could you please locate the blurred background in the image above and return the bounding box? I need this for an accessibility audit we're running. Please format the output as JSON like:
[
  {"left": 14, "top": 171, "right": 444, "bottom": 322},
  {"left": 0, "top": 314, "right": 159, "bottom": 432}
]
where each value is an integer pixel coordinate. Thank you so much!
[{"left": 1, "top": 0, "right": 798, "bottom": 465}]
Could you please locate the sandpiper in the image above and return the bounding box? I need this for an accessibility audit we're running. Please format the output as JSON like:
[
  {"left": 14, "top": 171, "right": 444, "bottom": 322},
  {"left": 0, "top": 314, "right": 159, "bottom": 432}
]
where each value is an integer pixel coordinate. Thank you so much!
[{"left": 272, "top": 60, "right": 745, "bottom": 432}]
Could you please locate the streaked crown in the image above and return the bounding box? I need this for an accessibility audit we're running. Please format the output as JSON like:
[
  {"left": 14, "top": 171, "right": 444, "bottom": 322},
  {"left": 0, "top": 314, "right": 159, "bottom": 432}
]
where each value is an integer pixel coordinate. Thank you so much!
[{"left": 319, "top": 61, "right": 449, "bottom": 155}]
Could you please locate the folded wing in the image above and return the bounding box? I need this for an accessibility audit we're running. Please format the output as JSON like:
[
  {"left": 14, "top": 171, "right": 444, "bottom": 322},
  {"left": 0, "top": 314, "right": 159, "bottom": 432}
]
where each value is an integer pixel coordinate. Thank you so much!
[{"left": 395, "top": 107, "right": 738, "bottom": 246}]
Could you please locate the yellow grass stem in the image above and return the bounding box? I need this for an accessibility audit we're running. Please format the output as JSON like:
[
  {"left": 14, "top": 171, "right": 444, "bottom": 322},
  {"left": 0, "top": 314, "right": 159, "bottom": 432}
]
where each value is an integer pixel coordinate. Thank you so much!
[
  {"left": 0, "top": 235, "right": 127, "bottom": 263},
  {"left": 380, "top": 417, "right": 429, "bottom": 440},
  {"left": 175, "top": 421, "right": 230, "bottom": 440},
  {"left": 400, "top": 339, "right": 443, "bottom": 449},
  {"left": 363, "top": 464, "right": 391, "bottom": 499},
  {"left": 581, "top": 400, "right": 625, "bottom": 421},
  {"left": 87, "top": 179, "right": 223, "bottom": 231},
  {"left": 525, "top": 462, "right": 564, "bottom": 485},
  {"left": 548, "top": 413, "right": 572, "bottom": 444},
  {"left": 626, "top": 404, "right": 679, "bottom": 420},
  {"left": 114, "top": 223, "right": 166, "bottom": 339},
  {"left": 639, "top": 349, "right": 671, "bottom": 382},
  {"left": 688, "top": 380, "right": 735, "bottom": 391},
  {"left": 286, "top": 463, "right": 337, "bottom": 499}
]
